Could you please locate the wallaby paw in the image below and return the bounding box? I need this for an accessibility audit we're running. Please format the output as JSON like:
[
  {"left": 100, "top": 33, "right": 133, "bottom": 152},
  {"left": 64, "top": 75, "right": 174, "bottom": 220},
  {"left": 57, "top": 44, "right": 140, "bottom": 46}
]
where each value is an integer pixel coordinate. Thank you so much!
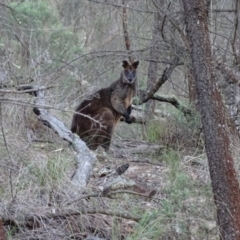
[{"left": 125, "top": 117, "right": 132, "bottom": 124}]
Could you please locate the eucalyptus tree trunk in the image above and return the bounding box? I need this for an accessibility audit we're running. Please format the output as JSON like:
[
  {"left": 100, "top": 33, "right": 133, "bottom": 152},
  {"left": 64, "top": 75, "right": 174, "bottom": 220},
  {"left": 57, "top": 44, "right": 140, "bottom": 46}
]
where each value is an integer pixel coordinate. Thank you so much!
[{"left": 182, "top": 0, "right": 240, "bottom": 239}]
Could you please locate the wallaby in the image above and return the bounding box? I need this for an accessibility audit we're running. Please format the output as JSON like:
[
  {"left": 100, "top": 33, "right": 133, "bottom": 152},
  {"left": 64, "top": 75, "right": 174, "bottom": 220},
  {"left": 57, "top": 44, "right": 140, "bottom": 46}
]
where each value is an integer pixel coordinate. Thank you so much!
[{"left": 71, "top": 60, "right": 139, "bottom": 151}]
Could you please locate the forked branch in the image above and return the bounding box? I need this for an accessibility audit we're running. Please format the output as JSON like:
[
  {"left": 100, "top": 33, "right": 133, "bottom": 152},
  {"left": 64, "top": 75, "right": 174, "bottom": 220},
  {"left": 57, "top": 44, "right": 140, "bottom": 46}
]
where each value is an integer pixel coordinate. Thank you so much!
[{"left": 135, "top": 55, "right": 181, "bottom": 105}]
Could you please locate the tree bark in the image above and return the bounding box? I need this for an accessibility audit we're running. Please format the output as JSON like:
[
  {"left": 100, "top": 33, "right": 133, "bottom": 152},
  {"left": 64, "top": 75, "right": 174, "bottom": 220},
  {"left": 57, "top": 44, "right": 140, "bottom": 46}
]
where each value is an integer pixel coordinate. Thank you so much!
[
  {"left": 0, "top": 220, "right": 6, "bottom": 240},
  {"left": 182, "top": 0, "right": 240, "bottom": 239}
]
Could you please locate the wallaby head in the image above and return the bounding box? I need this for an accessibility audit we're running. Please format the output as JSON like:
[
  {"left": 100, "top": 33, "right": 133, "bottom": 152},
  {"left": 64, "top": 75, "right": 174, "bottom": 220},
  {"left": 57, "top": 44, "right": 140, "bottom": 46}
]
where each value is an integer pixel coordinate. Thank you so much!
[{"left": 121, "top": 60, "right": 139, "bottom": 84}]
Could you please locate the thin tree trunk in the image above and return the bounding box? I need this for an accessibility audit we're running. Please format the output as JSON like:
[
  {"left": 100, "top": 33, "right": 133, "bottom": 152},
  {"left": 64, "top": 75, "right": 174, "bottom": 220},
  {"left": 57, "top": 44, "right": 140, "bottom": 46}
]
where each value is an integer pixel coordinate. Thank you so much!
[
  {"left": 145, "top": 1, "right": 163, "bottom": 119},
  {"left": 143, "top": 2, "right": 163, "bottom": 138},
  {"left": 182, "top": 0, "right": 240, "bottom": 239},
  {"left": 0, "top": 220, "right": 6, "bottom": 240},
  {"left": 122, "top": 0, "right": 133, "bottom": 63}
]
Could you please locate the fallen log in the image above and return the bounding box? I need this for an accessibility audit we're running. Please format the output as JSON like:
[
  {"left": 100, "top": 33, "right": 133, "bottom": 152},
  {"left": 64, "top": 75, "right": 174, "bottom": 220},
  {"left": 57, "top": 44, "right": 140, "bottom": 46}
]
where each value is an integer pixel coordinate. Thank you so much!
[{"left": 17, "top": 84, "right": 97, "bottom": 188}]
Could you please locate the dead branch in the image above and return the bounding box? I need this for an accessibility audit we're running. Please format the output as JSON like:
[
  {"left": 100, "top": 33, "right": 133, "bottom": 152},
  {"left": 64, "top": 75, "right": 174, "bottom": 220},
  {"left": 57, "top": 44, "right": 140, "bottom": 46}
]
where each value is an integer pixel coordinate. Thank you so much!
[
  {"left": 17, "top": 84, "right": 97, "bottom": 188},
  {"left": 64, "top": 188, "right": 154, "bottom": 206},
  {"left": 151, "top": 94, "right": 193, "bottom": 117},
  {"left": 129, "top": 159, "right": 163, "bottom": 166},
  {"left": 212, "top": 9, "right": 236, "bottom": 13},
  {"left": 0, "top": 85, "right": 56, "bottom": 94},
  {"left": 112, "top": 140, "right": 163, "bottom": 158},
  {"left": 88, "top": 0, "right": 156, "bottom": 14},
  {"left": 109, "top": 189, "right": 156, "bottom": 198},
  {"left": 134, "top": 55, "right": 181, "bottom": 105},
  {"left": 0, "top": 97, "right": 103, "bottom": 126},
  {"left": 2, "top": 208, "right": 141, "bottom": 228}
]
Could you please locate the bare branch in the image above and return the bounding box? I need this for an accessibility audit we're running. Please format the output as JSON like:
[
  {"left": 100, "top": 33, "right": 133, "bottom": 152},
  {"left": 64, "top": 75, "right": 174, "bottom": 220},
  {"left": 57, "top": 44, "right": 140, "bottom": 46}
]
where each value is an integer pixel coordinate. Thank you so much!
[
  {"left": 151, "top": 95, "right": 193, "bottom": 117},
  {"left": 231, "top": 0, "right": 240, "bottom": 66},
  {"left": 64, "top": 188, "right": 154, "bottom": 207},
  {"left": 88, "top": 0, "right": 156, "bottom": 14},
  {"left": 0, "top": 85, "right": 56, "bottom": 94},
  {"left": 135, "top": 56, "right": 181, "bottom": 105},
  {"left": 216, "top": 57, "right": 240, "bottom": 86},
  {"left": 2, "top": 208, "right": 141, "bottom": 228},
  {"left": 212, "top": 9, "right": 236, "bottom": 13}
]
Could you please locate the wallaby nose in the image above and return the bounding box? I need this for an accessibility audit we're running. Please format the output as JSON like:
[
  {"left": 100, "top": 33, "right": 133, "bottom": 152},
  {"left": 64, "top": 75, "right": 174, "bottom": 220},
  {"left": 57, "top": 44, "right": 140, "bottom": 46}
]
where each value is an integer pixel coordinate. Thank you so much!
[{"left": 128, "top": 78, "right": 133, "bottom": 82}]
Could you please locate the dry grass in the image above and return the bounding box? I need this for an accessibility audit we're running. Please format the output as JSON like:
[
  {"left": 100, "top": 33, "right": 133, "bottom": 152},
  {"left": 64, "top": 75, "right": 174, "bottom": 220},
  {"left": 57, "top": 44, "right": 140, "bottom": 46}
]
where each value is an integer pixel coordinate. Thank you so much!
[{"left": 0, "top": 98, "right": 220, "bottom": 239}]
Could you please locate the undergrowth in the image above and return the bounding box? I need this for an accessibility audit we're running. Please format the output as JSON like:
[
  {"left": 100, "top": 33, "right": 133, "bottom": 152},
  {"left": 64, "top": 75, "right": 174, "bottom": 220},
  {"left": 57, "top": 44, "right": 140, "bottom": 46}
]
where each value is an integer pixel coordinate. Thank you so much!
[
  {"left": 127, "top": 148, "right": 217, "bottom": 240},
  {"left": 146, "top": 107, "right": 202, "bottom": 150}
]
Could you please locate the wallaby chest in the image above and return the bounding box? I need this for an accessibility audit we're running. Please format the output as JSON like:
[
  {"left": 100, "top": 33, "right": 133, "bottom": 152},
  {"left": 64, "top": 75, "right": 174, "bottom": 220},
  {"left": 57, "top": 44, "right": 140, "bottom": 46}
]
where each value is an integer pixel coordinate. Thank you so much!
[{"left": 111, "top": 82, "right": 135, "bottom": 107}]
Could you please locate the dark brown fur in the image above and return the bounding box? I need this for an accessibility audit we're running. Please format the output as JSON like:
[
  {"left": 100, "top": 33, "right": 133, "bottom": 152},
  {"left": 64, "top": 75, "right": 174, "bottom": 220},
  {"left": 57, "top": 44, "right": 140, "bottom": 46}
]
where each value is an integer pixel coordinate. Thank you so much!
[{"left": 71, "top": 60, "right": 139, "bottom": 151}]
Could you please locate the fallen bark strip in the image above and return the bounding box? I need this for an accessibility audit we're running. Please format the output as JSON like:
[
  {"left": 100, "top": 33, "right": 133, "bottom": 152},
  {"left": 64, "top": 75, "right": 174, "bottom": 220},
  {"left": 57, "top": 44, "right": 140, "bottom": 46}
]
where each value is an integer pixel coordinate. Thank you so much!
[{"left": 17, "top": 84, "right": 97, "bottom": 187}]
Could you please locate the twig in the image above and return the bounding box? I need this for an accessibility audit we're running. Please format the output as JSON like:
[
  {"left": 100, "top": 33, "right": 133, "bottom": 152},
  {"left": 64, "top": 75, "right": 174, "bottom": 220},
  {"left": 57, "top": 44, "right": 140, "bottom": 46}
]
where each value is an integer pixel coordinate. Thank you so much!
[
  {"left": 160, "top": 2, "right": 171, "bottom": 40},
  {"left": 0, "top": 97, "right": 103, "bottom": 127},
  {"left": 216, "top": 57, "right": 240, "bottom": 86},
  {"left": 64, "top": 192, "right": 102, "bottom": 206},
  {"left": 129, "top": 159, "right": 163, "bottom": 166},
  {"left": 88, "top": 0, "right": 156, "bottom": 14},
  {"left": 64, "top": 187, "right": 154, "bottom": 207},
  {"left": 231, "top": 0, "right": 240, "bottom": 66},
  {"left": 109, "top": 189, "right": 156, "bottom": 198},
  {"left": 0, "top": 85, "right": 56, "bottom": 94}
]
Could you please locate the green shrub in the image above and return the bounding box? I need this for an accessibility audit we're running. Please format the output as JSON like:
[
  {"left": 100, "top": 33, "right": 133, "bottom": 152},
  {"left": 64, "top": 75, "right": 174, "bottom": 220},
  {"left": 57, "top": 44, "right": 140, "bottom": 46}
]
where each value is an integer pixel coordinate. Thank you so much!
[
  {"left": 10, "top": 1, "right": 57, "bottom": 29},
  {"left": 146, "top": 107, "right": 202, "bottom": 149}
]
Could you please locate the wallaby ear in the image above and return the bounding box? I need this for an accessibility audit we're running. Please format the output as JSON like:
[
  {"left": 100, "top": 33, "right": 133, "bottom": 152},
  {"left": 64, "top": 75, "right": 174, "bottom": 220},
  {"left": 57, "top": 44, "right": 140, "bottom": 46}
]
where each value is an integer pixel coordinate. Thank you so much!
[
  {"left": 122, "top": 60, "right": 129, "bottom": 68},
  {"left": 132, "top": 61, "right": 139, "bottom": 69}
]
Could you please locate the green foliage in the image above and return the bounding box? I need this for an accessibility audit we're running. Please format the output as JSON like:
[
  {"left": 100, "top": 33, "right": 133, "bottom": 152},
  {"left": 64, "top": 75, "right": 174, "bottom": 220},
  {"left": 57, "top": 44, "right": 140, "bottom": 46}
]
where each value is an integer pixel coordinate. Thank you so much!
[
  {"left": 7, "top": 0, "right": 84, "bottom": 79},
  {"left": 147, "top": 120, "right": 164, "bottom": 143},
  {"left": 6, "top": 226, "right": 18, "bottom": 239},
  {"left": 48, "top": 28, "right": 83, "bottom": 62},
  {"left": 10, "top": 1, "right": 57, "bottom": 30},
  {"left": 127, "top": 211, "right": 163, "bottom": 240}
]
